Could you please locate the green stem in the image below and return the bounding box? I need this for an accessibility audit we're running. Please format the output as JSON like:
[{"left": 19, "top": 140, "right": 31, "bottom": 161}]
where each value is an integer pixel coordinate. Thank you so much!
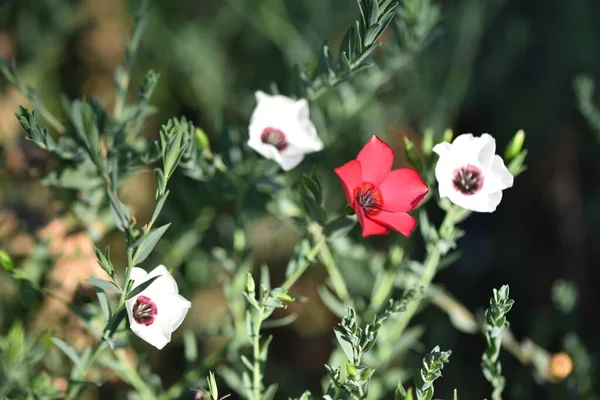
[
  {"left": 281, "top": 237, "right": 326, "bottom": 291},
  {"left": 252, "top": 306, "right": 265, "bottom": 400},
  {"left": 115, "top": 349, "right": 159, "bottom": 400},
  {"left": 391, "top": 207, "right": 461, "bottom": 339},
  {"left": 370, "top": 270, "right": 396, "bottom": 311},
  {"left": 318, "top": 241, "right": 350, "bottom": 301},
  {"left": 392, "top": 242, "right": 442, "bottom": 340},
  {"left": 64, "top": 341, "right": 108, "bottom": 400},
  {"left": 164, "top": 345, "right": 226, "bottom": 399}
]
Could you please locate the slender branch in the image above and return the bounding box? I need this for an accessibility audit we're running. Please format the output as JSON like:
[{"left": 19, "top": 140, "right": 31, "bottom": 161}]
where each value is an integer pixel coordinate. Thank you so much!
[
  {"left": 64, "top": 341, "right": 108, "bottom": 400},
  {"left": 429, "top": 285, "right": 552, "bottom": 379},
  {"left": 481, "top": 286, "right": 513, "bottom": 400},
  {"left": 281, "top": 237, "right": 326, "bottom": 291},
  {"left": 318, "top": 241, "right": 350, "bottom": 302},
  {"left": 391, "top": 206, "right": 463, "bottom": 340},
  {"left": 252, "top": 306, "right": 265, "bottom": 400},
  {"left": 115, "top": 349, "right": 160, "bottom": 400},
  {"left": 390, "top": 244, "right": 441, "bottom": 339}
]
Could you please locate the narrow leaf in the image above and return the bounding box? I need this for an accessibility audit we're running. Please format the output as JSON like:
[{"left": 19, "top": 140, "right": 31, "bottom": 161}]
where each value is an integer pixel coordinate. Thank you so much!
[
  {"left": 126, "top": 275, "right": 161, "bottom": 299},
  {"left": 263, "top": 384, "right": 278, "bottom": 400},
  {"left": 133, "top": 223, "right": 171, "bottom": 265},
  {"left": 51, "top": 338, "right": 81, "bottom": 372},
  {"left": 96, "top": 288, "right": 112, "bottom": 321},
  {"left": 105, "top": 307, "right": 128, "bottom": 337},
  {"left": 150, "top": 190, "right": 169, "bottom": 226},
  {"left": 86, "top": 277, "right": 121, "bottom": 293},
  {"left": 333, "top": 328, "right": 355, "bottom": 364}
]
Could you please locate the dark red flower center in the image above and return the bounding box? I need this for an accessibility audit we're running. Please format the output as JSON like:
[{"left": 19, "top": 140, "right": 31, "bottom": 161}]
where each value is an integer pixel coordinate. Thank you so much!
[
  {"left": 260, "top": 127, "right": 288, "bottom": 151},
  {"left": 133, "top": 295, "right": 157, "bottom": 326},
  {"left": 452, "top": 165, "right": 483, "bottom": 195},
  {"left": 353, "top": 182, "right": 383, "bottom": 215}
]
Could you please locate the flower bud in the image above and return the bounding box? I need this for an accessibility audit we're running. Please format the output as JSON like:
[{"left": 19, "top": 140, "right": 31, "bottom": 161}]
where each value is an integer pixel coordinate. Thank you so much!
[
  {"left": 275, "top": 291, "right": 294, "bottom": 302},
  {"left": 346, "top": 362, "right": 358, "bottom": 377},
  {"left": 443, "top": 128, "right": 454, "bottom": 143},
  {"left": 195, "top": 127, "right": 210, "bottom": 150},
  {"left": 422, "top": 128, "right": 434, "bottom": 155},
  {"left": 403, "top": 136, "right": 422, "bottom": 170},
  {"left": 504, "top": 129, "right": 525, "bottom": 161},
  {"left": 246, "top": 272, "right": 256, "bottom": 293}
]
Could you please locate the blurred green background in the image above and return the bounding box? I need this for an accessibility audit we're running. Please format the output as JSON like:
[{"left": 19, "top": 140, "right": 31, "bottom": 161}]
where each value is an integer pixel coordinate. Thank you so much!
[{"left": 1, "top": 0, "right": 600, "bottom": 398}]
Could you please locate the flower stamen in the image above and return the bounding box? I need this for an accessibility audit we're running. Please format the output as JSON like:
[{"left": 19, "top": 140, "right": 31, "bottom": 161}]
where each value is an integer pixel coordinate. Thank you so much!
[
  {"left": 353, "top": 182, "right": 383, "bottom": 215},
  {"left": 452, "top": 165, "right": 483, "bottom": 195},
  {"left": 133, "top": 295, "right": 158, "bottom": 326},
  {"left": 260, "top": 127, "right": 288, "bottom": 151}
]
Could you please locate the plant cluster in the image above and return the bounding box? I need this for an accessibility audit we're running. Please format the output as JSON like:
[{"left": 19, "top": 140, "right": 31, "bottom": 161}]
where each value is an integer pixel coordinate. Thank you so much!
[{"left": 0, "top": 0, "right": 589, "bottom": 399}]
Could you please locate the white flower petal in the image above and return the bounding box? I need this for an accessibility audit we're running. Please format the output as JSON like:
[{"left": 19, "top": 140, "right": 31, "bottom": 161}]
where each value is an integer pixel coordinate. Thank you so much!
[
  {"left": 247, "top": 92, "right": 322, "bottom": 170},
  {"left": 254, "top": 90, "right": 269, "bottom": 103},
  {"left": 165, "top": 294, "right": 192, "bottom": 331},
  {"left": 145, "top": 265, "right": 178, "bottom": 294},
  {"left": 130, "top": 316, "right": 170, "bottom": 350},
  {"left": 437, "top": 179, "right": 454, "bottom": 199},
  {"left": 129, "top": 267, "right": 148, "bottom": 282},
  {"left": 446, "top": 192, "right": 493, "bottom": 213},
  {"left": 485, "top": 191, "right": 503, "bottom": 212},
  {"left": 450, "top": 133, "right": 475, "bottom": 153},
  {"left": 126, "top": 265, "right": 191, "bottom": 350},
  {"left": 248, "top": 138, "right": 279, "bottom": 161},
  {"left": 434, "top": 153, "right": 457, "bottom": 193},
  {"left": 279, "top": 153, "right": 305, "bottom": 171},
  {"left": 477, "top": 134, "right": 496, "bottom": 170},
  {"left": 489, "top": 155, "right": 514, "bottom": 189},
  {"left": 432, "top": 142, "right": 452, "bottom": 157},
  {"left": 434, "top": 133, "right": 514, "bottom": 213}
]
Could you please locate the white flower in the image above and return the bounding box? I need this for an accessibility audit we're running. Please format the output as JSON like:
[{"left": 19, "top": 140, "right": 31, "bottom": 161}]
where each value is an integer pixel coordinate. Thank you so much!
[
  {"left": 433, "top": 133, "right": 514, "bottom": 213},
  {"left": 248, "top": 91, "right": 323, "bottom": 171},
  {"left": 125, "top": 265, "right": 191, "bottom": 350}
]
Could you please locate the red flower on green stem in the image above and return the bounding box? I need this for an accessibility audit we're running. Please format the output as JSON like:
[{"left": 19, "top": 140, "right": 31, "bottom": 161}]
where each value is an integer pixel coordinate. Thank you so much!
[{"left": 335, "top": 136, "right": 429, "bottom": 237}]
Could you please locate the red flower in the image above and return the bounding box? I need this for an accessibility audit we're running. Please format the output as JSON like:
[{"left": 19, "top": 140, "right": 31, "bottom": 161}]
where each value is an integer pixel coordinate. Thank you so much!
[{"left": 334, "top": 135, "right": 429, "bottom": 237}]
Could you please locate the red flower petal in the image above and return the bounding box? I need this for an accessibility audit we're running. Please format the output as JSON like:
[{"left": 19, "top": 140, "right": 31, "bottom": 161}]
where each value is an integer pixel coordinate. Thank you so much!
[
  {"left": 379, "top": 168, "right": 429, "bottom": 212},
  {"left": 334, "top": 159, "right": 362, "bottom": 206},
  {"left": 356, "top": 207, "right": 389, "bottom": 237},
  {"left": 368, "top": 210, "right": 417, "bottom": 237},
  {"left": 356, "top": 135, "right": 394, "bottom": 186}
]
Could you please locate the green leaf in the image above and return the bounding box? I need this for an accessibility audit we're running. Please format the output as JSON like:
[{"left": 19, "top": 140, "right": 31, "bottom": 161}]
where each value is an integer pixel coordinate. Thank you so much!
[
  {"left": 261, "top": 313, "right": 298, "bottom": 329},
  {"left": 86, "top": 278, "right": 121, "bottom": 293},
  {"left": 369, "top": 0, "right": 379, "bottom": 25},
  {"left": 105, "top": 307, "right": 128, "bottom": 338},
  {"left": 96, "top": 288, "right": 112, "bottom": 321},
  {"left": 260, "top": 264, "right": 271, "bottom": 292},
  {"left": 333, "top": 328, "right": 355, "bottom": 364},
  {"left": 208, "top": 371, "right": 219, "bottom": 400},
  {"left": 218, "top": 366, "right": 245, "bottom": 397},
  {"left": 183, "top": 329, "right": 198, "bottom": 363},
  {"left": 318, "top": 285, "right": 347, "bottom": 318},
  {"left": 51, "top": 338, "right": 81, "bottom": 372},
  {"left": 324, "top": 215, "right": 357, "bottom": 240},
  {"left": 259, "top": 335, "right": 273, "bottom": 362},
  {"left": 263, "top": 384, "right": 278, "bottom": 400},
  {"left": 0, "top": 249, "right": 14, "bottom": 272},
  {"left": 133, "top": 223, "right": 171, "bottom": 265},
  {"left": 107, "top": 191, "right": 131, "bottom": 232},
  {"left": 93, "top": 246, "right": 114, "bottom": 278},
  {"left": 364, "top": 23, "right": 382, "bottom": 46},
  {"left": 150, "top": 190, "right": 169, "bottom": 226},
  {"left": 125, "top": 275, "right": 162, "bottom": 299}
]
